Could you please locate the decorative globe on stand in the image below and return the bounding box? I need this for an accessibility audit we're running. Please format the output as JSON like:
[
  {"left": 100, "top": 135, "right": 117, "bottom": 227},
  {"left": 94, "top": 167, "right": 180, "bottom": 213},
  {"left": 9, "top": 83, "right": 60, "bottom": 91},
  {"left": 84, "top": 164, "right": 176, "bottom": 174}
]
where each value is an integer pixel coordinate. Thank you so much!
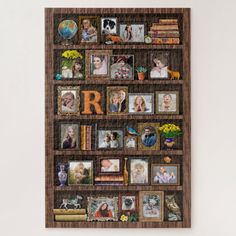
[{"left": 58, "top": 20, "right": 78, "bottom": 45}]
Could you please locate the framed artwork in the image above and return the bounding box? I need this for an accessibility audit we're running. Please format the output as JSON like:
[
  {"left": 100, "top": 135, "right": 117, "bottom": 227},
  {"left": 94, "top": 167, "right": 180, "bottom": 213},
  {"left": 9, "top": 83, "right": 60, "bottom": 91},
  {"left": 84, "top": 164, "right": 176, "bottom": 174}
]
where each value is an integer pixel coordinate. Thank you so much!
[
  {"left": 156, "top": 91, "right": 179, "bottom": 114},
  {"left": 68, "top": 161, "right": 93, "bottom": 185},
  {"left": 101, "top": 17, "right": 117, "bottom": 35},
  {"left": 78, "top": 16, "right": 100, "bottom": 43},
  {"left": 151, "top": 164, "right": 180, "bottom": 185},
  {"left": 138, "top": 123, "right": 160, "bottom": 151},
  {"left": 98, "top": 129, "right": 124, "bottom": 149},
  {"left": 129, "top": 159, "right": 149, "bottom": 185},
  {"left": 150, "top": 52, "right": 169, "bottom": 79},
  {"left": 124, "top": 136, "right": 137, "bottom": 150},
  {"left": 60, "top": 124, "right": 79, "bottom": 150},
  {"left": 87, "top": 197, "right": 118, "bottom": 221},
  {"left": 85, "top": 50, "right": 112, "bottom": 80},
  {"left": 119, "top": 24, "right": 145, "bottom": 42},
  {"left": 110, "top": 55, "right": 134, "bottom": 80},
  {"left": 98, "top": 157, "right": 121, "bottom": 174},
  {"left": 139, "top": 191, "right": 164, "bottom": 222},
  {"left": 106, "top": 86, "right": 128, "bottom": 115},
  {"left": 128, "top": 93, "right": 154, "bottom": 114},
  {"left": 120, "top": 194, "right": 137, "bottom": 212},
  {"left": 57, "top": 86, "right": 80, "bottom": 115}
]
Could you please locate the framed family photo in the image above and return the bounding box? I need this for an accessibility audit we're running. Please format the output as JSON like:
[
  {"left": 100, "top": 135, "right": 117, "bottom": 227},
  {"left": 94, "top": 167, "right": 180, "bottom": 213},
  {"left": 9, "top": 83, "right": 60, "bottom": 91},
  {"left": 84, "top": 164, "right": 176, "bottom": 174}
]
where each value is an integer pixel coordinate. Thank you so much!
[
  {"left": 60, "top": 124, "right": 79, "bottom": 150},
  {"left": 85, "top": 50, "right": 112, "bottom": 80},
  {"left": 128, "top": 93, "right": 154, "bottom": 114},
  {"left": 119, "top": 24, "right": 145, "bottom": 42},
  {"left": 57, "top": 86, "right": 80, "bottom": 115},
  {"left": 138, "top": 123, "right": 160, "bottom": 151},
  {"left": 106, "top": 86, "right": 128, "bottom": 115},
  {"left": 78, "top": 16, "right": 100, "bottom": 43},
  {"left": 151, "top": 164, "right": 180, "bottom": 185},
  {"left": 87, "top": 197, "right": 118, "bottom": 221},
  {"left": 139, "top": 191, "right": 164, "bottom": 222},
  {"left": 156, "top": 91, "right": 179, "bottom": 114}
]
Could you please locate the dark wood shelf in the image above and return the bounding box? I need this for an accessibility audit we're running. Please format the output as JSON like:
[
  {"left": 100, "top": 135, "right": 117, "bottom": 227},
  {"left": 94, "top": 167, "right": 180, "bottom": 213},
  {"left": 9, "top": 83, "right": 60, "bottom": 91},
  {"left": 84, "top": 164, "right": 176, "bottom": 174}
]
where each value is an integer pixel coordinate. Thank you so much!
[
  {"left": 54, "top": 114, "right": 183, "bottom": 120},
  {"left": 53, "top": 80, "right": 183, "bottom": 85},
  {"left": 54, "top": 150, "right": 183, "bottom": 156},
  {"left": 53, "top": 44, "right": 183, "bottom": 50},
  {"left": 55, "top": 185, "right": 183, "bottom": 191}
]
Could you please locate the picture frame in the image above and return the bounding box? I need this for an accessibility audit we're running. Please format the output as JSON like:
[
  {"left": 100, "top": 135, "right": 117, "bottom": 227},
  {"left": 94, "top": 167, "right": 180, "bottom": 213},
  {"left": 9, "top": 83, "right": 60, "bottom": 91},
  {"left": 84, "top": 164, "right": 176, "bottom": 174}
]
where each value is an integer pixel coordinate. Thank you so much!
[
  {"left": 97, "top": 129, "right": 124, "bottom": 149},
  {"left": 129, "top": 158, "right": 149, "bottom": 185},
  {"left": 85, "top": 50, "right": 112, "bottom": 80},
  {"left": 137, "top": 123, "right": 160, "bottom": 151},
  {"left": 57, "top": 86, "right": 80, "bottom": 115},
  {"left": 124, "top": 136, "right": 137, "bottom": 150},
  {"left": 150, "top": 52, "right": 169, "bottom": 79},
  {"left": 78, "top": 16, "right": 100, "bottom": 44},
  {"left": 110, "top": 55, "right": 134, "bottom": 80},
  {"left": 119, "top": 24, "right": 145, "bottom": 43},
  {"left": 97, "top": 157, "right": 122, "bottom": 175},
  {"left": 87, "top": 196, "right": 118, "bottom": 221},
  {"left": 68, "top": 160, "right": 93, "bottom": 185},
  {"left": 128, "top": 93, "right": 154, "bottom": 115},
  {"left": 120, "top": 193, "right": 138, "bottom": 212},
  {"left": 60, "top": 123, "right": 79, "bottom": 150},
  {"left": 106, "top": 86, "right": 128, "bottom": 115},
  {"left": 156, "top": 91, "right": 179, "bottom": 114},
  {"left": 101, "top": 17, "right": 118, "bottom": 35},
  {"left": 151, "top": 164, "right": 180, "bottom": 185},
  {"left": 139, "top": 191, "right": 164, "bottom": 222}
]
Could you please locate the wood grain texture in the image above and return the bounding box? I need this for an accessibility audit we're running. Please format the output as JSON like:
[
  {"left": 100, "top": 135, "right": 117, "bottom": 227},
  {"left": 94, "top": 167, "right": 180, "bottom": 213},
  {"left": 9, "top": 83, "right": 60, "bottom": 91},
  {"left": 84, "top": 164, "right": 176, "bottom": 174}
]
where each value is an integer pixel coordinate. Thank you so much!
[{"left": 45, "top": 8, "right": 191, "bottom": 228}]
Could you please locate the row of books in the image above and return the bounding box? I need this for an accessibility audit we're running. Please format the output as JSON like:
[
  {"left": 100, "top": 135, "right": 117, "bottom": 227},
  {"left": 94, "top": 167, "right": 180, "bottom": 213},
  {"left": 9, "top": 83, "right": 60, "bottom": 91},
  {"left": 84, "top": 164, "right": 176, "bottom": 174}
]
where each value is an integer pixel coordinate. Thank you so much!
[
  {"left": 148, "top": 19, "right": 180, "bottom": 45},
  {"left": 53, "top": 209, "right": 87, "bottom": 222}
]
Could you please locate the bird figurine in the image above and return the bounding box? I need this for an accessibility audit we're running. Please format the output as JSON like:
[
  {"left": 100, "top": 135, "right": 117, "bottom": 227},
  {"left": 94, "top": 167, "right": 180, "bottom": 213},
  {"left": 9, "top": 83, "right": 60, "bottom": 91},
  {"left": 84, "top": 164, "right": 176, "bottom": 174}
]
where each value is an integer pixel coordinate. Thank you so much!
[
  {"left": 127, "top": 127, "right": 140, "bottom": 136},
  {"left": 55, "top": 73, "right": 62, "bottom": 80}
]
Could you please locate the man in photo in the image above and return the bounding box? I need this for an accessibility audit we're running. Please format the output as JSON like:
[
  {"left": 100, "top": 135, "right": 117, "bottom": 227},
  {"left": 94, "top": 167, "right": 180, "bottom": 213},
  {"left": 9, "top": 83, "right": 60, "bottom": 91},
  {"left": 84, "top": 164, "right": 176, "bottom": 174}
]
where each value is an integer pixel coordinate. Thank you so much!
[{"left": 141, "top": 127, "right": 157, "bottom": 147}]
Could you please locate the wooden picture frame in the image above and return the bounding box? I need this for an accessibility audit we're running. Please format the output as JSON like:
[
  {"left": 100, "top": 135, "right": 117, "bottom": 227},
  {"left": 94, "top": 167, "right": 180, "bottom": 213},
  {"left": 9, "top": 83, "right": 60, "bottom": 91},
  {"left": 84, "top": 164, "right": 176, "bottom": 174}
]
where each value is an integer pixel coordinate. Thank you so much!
[
  {"left": 97, "top": 157, "right": 122, "bottom": 175},
  {"left": 119, "top": 192, "right": 138, "bottom": 212}
]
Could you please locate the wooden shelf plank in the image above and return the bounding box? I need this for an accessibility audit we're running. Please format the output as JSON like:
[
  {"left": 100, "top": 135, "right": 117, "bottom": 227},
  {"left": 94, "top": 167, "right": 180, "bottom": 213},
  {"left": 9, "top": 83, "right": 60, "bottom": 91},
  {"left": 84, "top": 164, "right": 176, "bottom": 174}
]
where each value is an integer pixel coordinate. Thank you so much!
[{"left": 54, "top": 150, "right": 183, "bottom": 156}]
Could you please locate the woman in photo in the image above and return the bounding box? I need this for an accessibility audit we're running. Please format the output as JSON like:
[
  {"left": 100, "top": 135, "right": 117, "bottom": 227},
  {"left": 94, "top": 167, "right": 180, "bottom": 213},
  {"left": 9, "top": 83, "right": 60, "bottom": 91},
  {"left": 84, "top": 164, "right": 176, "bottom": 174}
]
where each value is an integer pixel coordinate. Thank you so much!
[
  {"left": 92, "top": 55, "right": 108, "bottom": 75},
  {"left": 95, "top": 203, "right": 113, "bottom": 218},
  {"left": 133, "top": 96, "right": 147, "bottom": 112},
  {"left": 72, "top": 60, "right": 83, "bottom": 79},
  {"left": 81, "top": 19, "right": 97, "bottom": 42},
  {"left": 61, "top": 91, "right": 76, "bottom": 112},
  {"left": 109, "top": 92, "right": 120, "bottom": 112},
  {"left": 153, "top": 167, "right": 176, "bottom": 184},
  {"left": 150, "top": 55, "right": 168, "bottom": 78},
  {"left": 62, "top": 126, "right": 77, "bottom": 149},
  {"left": 111, "top": 56, "right": 132, "bottom": 79},
  {"left": 73, "top": 162, "right": 90, "bottom": 184},
  {"left": 123, "top": 24, "right": 133, "bottom": 42}
]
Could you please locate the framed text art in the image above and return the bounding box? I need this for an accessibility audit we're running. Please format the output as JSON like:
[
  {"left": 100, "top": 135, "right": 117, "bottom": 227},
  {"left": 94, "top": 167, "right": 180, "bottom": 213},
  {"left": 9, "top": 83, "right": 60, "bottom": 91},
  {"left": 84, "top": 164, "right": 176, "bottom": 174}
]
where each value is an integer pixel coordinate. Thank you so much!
[{"left": 45, "top": 8, "right": 191, "bottom": 228}]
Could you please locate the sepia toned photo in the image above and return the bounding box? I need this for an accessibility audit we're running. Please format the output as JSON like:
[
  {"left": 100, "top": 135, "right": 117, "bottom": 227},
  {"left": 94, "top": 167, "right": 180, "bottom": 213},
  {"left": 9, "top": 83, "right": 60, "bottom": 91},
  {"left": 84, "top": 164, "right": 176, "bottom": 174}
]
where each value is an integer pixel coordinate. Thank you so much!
[{"left": 130, "top": 159, "right": 149, "bottom": 185}]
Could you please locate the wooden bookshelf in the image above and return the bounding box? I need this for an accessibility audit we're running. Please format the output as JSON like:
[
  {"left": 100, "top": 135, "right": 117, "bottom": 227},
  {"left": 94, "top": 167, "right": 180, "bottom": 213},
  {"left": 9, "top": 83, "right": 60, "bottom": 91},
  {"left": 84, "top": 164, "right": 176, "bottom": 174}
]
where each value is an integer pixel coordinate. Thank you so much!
[{"left": 45, "top": 8, "right": 191, "bottom": 228}]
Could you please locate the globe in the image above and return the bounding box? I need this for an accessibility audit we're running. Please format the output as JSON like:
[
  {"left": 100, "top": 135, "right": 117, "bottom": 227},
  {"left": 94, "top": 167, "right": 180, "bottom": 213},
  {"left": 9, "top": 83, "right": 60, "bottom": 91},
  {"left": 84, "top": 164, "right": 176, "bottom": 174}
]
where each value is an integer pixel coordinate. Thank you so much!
[{"left": 58, "top": 20, "right": 78, "bottom": 40}]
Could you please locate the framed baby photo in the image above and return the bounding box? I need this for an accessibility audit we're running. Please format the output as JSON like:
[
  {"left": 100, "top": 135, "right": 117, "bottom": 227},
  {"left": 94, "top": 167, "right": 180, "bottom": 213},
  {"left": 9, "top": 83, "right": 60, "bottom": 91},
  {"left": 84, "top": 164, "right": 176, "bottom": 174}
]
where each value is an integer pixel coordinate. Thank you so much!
[
  {"left": 156, "top": 91, "right": 179, "bottom": 114},
  {"left": 60, "top": 50, "right": 85, "bottom": 79},
  {"left": 87, "top": 196, "right": 118, "bottom": 221},
  {"left": 85, "top": 50, "right": 112, "bottom": 80},
  {"left": 60, "top": 124, "right": 79, "bottom": 150},
  {"left": 120, "top": 194, "right": 138, "bottom": 212},
  {"left": 98, "top": 157, "right": 121, "bottom": 175},
  {"left": 110, "top": 55, "right": 134, "bottom": 80},
  {"left": 129, "top": 159, "right": 149, "bottom": 185},
  {"left": 150, "top": 52, "right": 169, "bottom": 79},
  {"left": 119, "top": 24, "right": 145, "bottom": 43},
  {"left": 78, "top": 16, "right": 100, "bottom": 44},
  {"left": 57, "top": 86, "right": 80, "bottom": 115},
  {"left": 124, "top": 136, "right": 137, "bottom": 150},
  {"left": 98, "top": 129, "right": 124, "bottom": 149},
  {"left": 128, "top": 93, "right": 154, "bottom": 115},
  {"left": 106, "top": 86, "right": 128, "bottom": 115},
  {"left": 68, "top": 161, "right": 93, "bottom": 185},
  {"left": 151, "top": 164, "right": 180, "bottom": 185},
  {"left": 139, "top": 191, "right": 164, "bottom": 222},
  {"left": 138, "top": 123, "right": 160, "bottom": 151},
  {"left": 101, "top": 17, "right": 117, "bottom": 35}
]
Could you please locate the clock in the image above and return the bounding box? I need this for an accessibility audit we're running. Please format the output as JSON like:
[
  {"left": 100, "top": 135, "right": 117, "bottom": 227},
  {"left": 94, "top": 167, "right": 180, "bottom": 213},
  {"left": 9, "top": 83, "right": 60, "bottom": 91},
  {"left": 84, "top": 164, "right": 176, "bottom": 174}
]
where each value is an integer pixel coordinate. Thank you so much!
[{"left": 144, "top": 35, "right": 152, "bottom": 44}]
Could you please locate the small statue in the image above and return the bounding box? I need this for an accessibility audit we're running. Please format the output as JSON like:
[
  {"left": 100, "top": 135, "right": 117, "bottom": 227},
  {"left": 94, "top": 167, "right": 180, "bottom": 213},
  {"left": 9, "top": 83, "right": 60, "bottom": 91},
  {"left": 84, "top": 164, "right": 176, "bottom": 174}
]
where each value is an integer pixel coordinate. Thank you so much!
[
  {"left": 57, "top": 164, "right": 68, "bottom": 187},
  {"left": 167, "top": 69, "right": 180, "bottom": 80},
  {"left": 60, "top": 195, "right": 83, "bottom": 209},
  {"left": 123, "top": 157, "right": 129, "bottom": 186},
  {"left": 165, "top": 195, "right": 182, "bottom": 221}
]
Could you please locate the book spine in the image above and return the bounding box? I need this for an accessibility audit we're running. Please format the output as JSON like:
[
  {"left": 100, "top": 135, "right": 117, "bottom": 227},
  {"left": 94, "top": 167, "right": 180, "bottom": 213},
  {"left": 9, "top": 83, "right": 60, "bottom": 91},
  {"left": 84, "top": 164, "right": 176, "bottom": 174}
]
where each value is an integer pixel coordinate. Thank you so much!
[
  {"left": 86, "top": 126, "right": 92, "bottom": 150},
  {"left": 158, "top": 19, "right": 178, "bottom": 24},
  {"left": 55, "top": 214, "right": 87, "bottom": 221},
  {"left": 150, "top": 25, "right": 178, "bottom": 31},
  {"left": 53, "top": 209, "right": 86, "bottom": 215},
  {"left": 80, "top": 125, "right": 86, "bottom": 150},
  {"left": 148, "top": 31, "right": 180, "bottom": 38},
  {"left": 152, "top": 38, "right": 180, "bottom": 45}
]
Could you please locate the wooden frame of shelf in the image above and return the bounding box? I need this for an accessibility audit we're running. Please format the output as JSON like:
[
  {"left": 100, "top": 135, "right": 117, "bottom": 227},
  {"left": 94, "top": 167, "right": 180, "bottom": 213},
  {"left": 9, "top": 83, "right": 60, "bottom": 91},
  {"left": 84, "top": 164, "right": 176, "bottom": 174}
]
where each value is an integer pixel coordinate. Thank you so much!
[{"left": 45, "top": 8, "right": 191, "bottom": 228}]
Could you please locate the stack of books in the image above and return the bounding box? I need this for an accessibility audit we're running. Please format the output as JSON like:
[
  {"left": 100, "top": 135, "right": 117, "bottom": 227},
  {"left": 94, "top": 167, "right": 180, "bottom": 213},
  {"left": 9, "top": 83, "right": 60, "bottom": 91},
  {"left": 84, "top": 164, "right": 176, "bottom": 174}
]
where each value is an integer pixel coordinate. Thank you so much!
[
  {"left": 80, "top": 125, "right": 92, "bottom": 150},
  {"left": 148, "top": 19, "right": 180, "bottom": 44},
  {"left": 95, "top": 175, "right": 124, "bottom": 185},
  {"left": 53, "top": 209, "right": 87, "bottom": 222}
]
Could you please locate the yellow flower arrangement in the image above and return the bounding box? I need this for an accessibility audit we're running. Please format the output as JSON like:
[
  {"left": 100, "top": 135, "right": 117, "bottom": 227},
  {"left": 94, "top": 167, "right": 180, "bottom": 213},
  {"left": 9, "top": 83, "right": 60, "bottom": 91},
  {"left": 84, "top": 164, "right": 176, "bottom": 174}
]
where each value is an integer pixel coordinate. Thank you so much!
[
  {"left": 62, "top": 50, "right": 83, "bottom": 60},
  {"left": 159, "top": 123, "right": 182, "bottom": 139},
  {"left": 120, "top": 214, "right": 129, "bottom": 222}
]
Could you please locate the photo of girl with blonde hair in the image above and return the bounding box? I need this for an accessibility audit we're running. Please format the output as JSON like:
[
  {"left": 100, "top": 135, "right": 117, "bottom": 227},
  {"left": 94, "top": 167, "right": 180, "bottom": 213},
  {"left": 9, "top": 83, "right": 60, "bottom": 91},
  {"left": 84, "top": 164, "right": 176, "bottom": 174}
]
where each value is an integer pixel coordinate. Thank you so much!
[{"left": 61, "top": 124, "right": 78, "bottom": 149}]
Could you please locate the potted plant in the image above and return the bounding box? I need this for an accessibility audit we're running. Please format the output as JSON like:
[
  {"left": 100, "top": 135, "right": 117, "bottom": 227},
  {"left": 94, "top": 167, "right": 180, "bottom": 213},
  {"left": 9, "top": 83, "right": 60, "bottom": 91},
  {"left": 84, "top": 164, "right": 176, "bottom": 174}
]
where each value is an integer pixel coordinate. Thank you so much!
[
  {"left": 159, "top": 124, "right": 182, "bottom": 149},
  {"left": 136, "top": 66, "right": 147, "bottom": 81}
]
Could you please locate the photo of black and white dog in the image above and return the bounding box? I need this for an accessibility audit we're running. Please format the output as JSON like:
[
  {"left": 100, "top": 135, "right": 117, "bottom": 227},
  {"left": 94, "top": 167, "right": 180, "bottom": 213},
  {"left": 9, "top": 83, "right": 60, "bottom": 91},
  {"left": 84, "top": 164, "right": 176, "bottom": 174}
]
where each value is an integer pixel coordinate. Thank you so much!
[{"left": 101, "top": 18, "right": 117, "bottom": 35}]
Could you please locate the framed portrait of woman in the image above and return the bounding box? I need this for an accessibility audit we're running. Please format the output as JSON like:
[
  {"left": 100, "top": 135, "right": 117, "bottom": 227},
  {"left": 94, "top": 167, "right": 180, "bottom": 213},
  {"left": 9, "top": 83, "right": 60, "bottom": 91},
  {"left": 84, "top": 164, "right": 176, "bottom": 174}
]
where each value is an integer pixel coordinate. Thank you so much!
[
  {"left": 60, "top": 124, "right": 79, "bottom": 150},
  {"left": 150, "top": 52, "right": 169, "bottom": 79},
  {"left": 78, "top": 16, "right": 100, "bottom": 44},
  {"left": 85, "top": 50, "right": 112, "bottom": 80},
  {"left": 119, "top": 24, "right": 145, "bottom": 43}
]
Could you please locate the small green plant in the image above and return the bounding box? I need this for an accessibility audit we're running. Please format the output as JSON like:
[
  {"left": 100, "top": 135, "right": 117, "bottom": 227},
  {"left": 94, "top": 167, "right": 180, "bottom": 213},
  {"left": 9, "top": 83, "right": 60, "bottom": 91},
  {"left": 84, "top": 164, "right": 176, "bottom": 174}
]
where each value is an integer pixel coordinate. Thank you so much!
[{"left": 136, "top": 66, "right": 147, "bottom": 73}]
